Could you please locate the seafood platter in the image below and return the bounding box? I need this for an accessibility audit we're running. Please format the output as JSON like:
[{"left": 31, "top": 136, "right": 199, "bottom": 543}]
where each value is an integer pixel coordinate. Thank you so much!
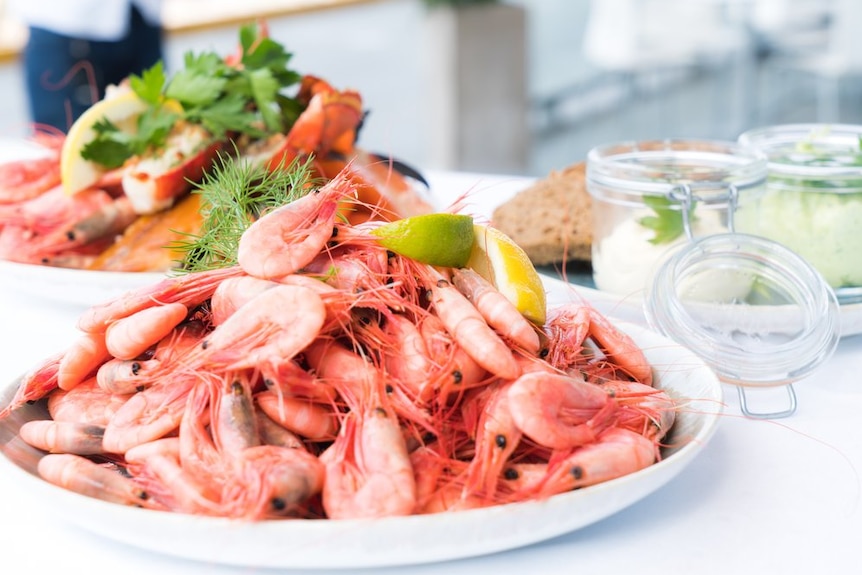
[{"left": 0, "top": 22, "right": 723, "bottom": 569}]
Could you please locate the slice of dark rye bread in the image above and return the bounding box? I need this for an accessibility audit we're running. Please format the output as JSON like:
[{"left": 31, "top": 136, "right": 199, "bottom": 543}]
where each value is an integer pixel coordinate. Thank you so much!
[{"left": 491, "top": 162, "right": 592, "bottom": 265}]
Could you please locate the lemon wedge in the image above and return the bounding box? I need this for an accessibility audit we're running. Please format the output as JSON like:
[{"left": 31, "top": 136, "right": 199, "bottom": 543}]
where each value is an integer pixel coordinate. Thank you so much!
[
  {"left": 467, "top": 224, "right": 547, "bottom": 326},
  {"left": 60, "top": 89, "right": 149, "bottom": 195},
  {"left": 371, "top": 213, "right": 475, "bottom": 268}
]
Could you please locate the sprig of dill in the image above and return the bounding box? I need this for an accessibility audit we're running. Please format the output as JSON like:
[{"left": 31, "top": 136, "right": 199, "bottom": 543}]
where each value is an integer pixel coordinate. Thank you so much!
[{"left": 174, "top": 152, "right": 319, "bottom": 273}]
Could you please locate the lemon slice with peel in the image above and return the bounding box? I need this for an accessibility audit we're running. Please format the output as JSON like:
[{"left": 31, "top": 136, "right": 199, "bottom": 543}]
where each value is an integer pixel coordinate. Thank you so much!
[
  {"left": 60, "top": 89, "right": 150, "bottom": 195},
  {"left": 467, "top": 223, "right": 547, "bottom": 326},
  {"left": 371, "top": 213, "right": 475, "bottom": 268}
]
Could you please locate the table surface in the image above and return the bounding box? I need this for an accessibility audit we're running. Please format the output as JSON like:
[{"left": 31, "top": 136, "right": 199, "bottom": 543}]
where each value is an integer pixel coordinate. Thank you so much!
[{"left": 1, "top": 171, "right": 860, "bottom": 575}]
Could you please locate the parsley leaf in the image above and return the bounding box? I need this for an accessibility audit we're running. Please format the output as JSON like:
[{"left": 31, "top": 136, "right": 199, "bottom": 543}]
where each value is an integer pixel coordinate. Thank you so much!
[
  {"left": 79, "top": 22, "right": 302, "bottom": 170},
  {"left": 638, "top": 195, "right": 692, "bottom": 245}
]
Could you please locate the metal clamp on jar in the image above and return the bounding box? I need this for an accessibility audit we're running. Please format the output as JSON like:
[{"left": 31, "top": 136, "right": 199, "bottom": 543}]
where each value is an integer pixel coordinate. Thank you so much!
[{"left": 587, "top": 139, "right": 841, "bottom": 419}]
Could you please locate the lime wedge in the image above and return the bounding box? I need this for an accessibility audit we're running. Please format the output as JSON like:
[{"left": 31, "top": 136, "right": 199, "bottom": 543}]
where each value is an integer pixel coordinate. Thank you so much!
[{"left": 371, "top": 213, "right": 474, "bottom": 268}]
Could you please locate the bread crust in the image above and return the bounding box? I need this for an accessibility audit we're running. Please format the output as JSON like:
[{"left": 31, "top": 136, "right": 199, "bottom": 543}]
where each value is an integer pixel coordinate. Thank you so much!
[{"left": 491, "top": 162, "right": 591, "bottom": 265}]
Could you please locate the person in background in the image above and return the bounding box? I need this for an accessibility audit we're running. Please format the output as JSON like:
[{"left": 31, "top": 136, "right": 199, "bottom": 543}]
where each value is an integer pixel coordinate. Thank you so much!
[{"left": 8, "top": 0, "right": 163, "bottom": 132}]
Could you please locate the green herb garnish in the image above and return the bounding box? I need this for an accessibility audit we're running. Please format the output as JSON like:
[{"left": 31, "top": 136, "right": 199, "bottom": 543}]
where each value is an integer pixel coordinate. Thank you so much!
[
  {"left": 81, "top": 22, "right": 302, "bottom": 169},
  {"left": 174, "top": 151, "right": 319, "bottom": 273},
  {"left": 638, "top": 195, "right": 692, "bottom": 244}
]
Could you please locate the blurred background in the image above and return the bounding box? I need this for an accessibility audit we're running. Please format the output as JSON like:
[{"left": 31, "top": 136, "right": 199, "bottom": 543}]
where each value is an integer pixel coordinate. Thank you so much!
[{"left": 0, "top": 0, "right": 860, "bottom": 178}]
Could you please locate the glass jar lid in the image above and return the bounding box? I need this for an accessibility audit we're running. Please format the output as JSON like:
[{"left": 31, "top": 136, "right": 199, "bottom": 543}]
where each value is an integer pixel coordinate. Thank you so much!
[
  {"left": 643, "top": 233, "right": 840, "bottom": 415},
  {"left": 738, "top": 123, "right": 862, "bottom": 194},
  {"left": 587, "top": 139, "right": 767, "bottom": 209}
]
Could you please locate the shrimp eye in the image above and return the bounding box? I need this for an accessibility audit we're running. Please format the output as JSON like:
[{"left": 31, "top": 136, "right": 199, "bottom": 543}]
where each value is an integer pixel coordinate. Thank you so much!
[
  {"left": 271, "top": 497, "right": 287, "bottom": 511},
  {"left": 570, "top": 465, "right": 584, "bottom": 480},
  {"left": 230, "top": 381, "right": 243, "bottom": 395},
  {"left": 495, "top": 434, "right": 507, "bottom": 449},
  {"left": 331, "top": 226, "right": 339, "bottom": 238},
  {"left": 452, "top": 370, "right": 463, "bottom": 384},
  {"left": 131, "top": 362, "right": 141, "bottom": 375},
  {"left": 504, "top": 468, "right": 519, "bottom": 480},
  {"left": 384, "top": 384, "right": 394, "bottom": 395},
  {"left": 539, "top": 348, "right": 549, "bottom": 359}
]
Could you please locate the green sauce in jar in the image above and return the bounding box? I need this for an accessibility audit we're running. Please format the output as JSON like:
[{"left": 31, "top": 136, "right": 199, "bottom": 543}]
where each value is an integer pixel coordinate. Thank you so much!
[{"left": 737, "top": 124, "right": 862, "bottom": 302}]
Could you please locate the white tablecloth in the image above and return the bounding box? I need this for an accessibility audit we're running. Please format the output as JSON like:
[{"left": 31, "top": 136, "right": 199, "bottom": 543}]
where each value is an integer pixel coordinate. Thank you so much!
[{"left": 1, "top": 171, "right": 860, "bottom": 574}]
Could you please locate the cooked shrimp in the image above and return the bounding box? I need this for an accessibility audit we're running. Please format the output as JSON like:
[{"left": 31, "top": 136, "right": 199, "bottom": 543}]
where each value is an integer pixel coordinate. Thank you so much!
[
  {"left": 255, "top": 391, "right": 337, "bottom": 441},
  {"left": 77, "top": 265, "right": 244, "bottom": 334},
  {"left": 586, "top": 307, "right": 653, "bottom": 385},
  {"left": 101, "top": 373, "right": 197, "bottom": 453},
  {"left": 199, "top": 283, "right": 326, "bottom": 371},
  {"left": 320, "top": 407, "right": 417, "bottom": 519},
  {"left": 19, "top": 420, "right": 105, "bottom": 455},
  {"left": 222, "top": 445, "right": 325, "bottom": 519},
  {"left": 0, "top": 352, "right": 62, "bottom": 419},
  {"left": 57, "top": 332, "right": 111, "bottom": 391},
  {"left": 96, "top": 319, "right": 208, "bottom": 395},
  {"left": 37, "top": 453, "right": 153, "bottom": 507},
  {"left": 48, "top": 376, "right": 129, "bottom": 426},
  {"left": 104, "top": 302, "right": 189, "bottom": 360},
  {"left": 210, "top": 275, "right": 277, "bottom": 325},
  {"left": 535, "top": 427, "right": 657, "bottom": 496},
  {"left": 461, "top": 381, "right": 522, "bottom": 499},
  {"left": 451, "top": 267, "right": 541, "bottom": 355},
  {"left": 236, "top": 173, "right": 355, "bottom": 281},
  {"left": 425, "top": 269, "right": 520, "bottom": 381},
  {"left": 507, "top": 371, "right": 618, "bottom": 450},
  {"left": 601, "top": 380, "right": 676, "bottom": 442}
]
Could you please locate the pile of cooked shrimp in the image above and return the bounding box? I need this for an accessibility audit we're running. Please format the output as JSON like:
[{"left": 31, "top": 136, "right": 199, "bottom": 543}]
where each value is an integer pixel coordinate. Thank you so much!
[{"left": 0, "top": 170, "right": 675, "bottom": 520}]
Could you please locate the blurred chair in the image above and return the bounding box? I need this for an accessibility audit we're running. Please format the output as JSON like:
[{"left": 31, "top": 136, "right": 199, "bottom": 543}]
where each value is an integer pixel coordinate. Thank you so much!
[{"left": 582, "top": 0, "right": 753, "bottom": 137}]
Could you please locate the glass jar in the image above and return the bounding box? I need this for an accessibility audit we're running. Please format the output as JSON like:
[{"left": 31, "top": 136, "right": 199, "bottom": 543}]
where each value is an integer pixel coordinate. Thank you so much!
[
  {"left": 586, "top": 139, "right": 840, "bottom": 418},
  {"left": 586, "top": 139, "right": 767, "bottom": 297},
  {"left": 737, "top": 124, "right": 862, "bottom": 304}
]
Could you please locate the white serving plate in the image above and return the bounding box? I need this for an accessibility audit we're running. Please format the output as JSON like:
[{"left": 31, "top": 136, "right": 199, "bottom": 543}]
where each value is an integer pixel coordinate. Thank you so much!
[
  {"left": 0, "top": 259, "right": 167, "bottom": 308},
  {"left": 0, "top": 319, "right": 723, "bottom": 570}
]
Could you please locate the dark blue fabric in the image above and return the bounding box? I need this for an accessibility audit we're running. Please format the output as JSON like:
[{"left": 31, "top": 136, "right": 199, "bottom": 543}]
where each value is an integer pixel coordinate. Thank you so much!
[{"left": 21, "top": 4, "right": 162, "bottom": 132}]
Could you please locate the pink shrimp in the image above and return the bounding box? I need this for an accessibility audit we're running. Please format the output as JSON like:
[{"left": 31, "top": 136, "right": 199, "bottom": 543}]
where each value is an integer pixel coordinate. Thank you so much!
[
  {"left": 380, "top": 312, "right": 436, "bottom": 403},
  {"left": 545, "top": 303, "right": 653, "bottom": 385},
  {"left": 601, "top": 380, "right": 676, "bottom": 443},
  {"left": 211, "top": 373, "right": 260, "bottom": 457},
  {"left": 222, "top": 445, "right": 325, "bottom": 519},
  {"left": 255, "top": 409, "right": 307, "bottom": 450},
  {"left": 425, "top": 268, "right": 521, "bottom": 381},
  {"left": 48, "top": 376, "right": 130, "bottom": 425},
  {"left": 418, "top": 313, "right": 490, "bottom": 404},
  {"left": 57, "top": 332, "right": 111, "bottom": 391},
  {"left": 236, "top": 172, "right": 357, "bottom": 281},
  {"left": 124, "top": 437, "right": 221, "bottom": 515},
  {"left": 209, "top": 274, "right": 277, "bottom": 325},
  {"left": 77, "top": 265, "right": 244, "bottom": 334},
  {"left": 461, "top": 381, "right": 523, "bottom": 500},
  {"left": 37, "top": 453, "right": 155, "bottom": 508},
  {"left": 320, "top": 406, "right": 417, "bottom": 519},
  {"left": 533, "top": 427, "right": 657, "bottom": 497},
  {"left": 101, "top": 372, "right": 198, "bottom": 453},
  {"left": 506, "top": 371, "right": 618, "bottom": 450},
  {"left": 0, "top": 188, "right": 137, "bottom": 266},
  {"left": 255, "top": 391, "right": 338, "bottom": 441},
  {"left": 104, "top": 302, "right": 189, "bottom": 360},
  {"left": 304, "top": 337, "right": 433, "bottom": 435},
  {"left": 199, "top": 283, "right": 326, "bottom": 371},
  {"left": 451, "top": 267, "right": 541, "bottom": 355},
  {"left": 96, "top": 319, "right": 208, "bottom": 395},
  {"left": 0, "top": 135, "right": 62, "bottom": 204},
  {"left": 19, "top": 420, "right": 105, "bottom": 455},
  {"left": 586, "top": 307, "right": 653, "bottom": 385},
  {"left": 0, "top": 351, "right": 62, "bottom": 419}
]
